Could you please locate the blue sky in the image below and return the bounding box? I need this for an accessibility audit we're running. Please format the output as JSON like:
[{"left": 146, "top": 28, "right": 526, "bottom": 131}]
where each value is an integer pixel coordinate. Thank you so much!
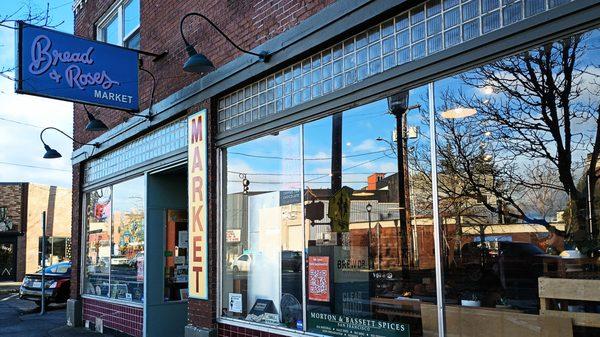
[
  {"left": 0, "top": 1, "right": 74, "bottom": 187},
  {"left": 226, "top": 86, "right": 431, "bottom": 194}
]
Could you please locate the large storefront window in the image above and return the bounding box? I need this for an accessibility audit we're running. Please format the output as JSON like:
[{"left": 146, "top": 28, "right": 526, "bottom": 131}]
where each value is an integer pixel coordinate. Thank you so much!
[
  {"left": 220, "top": 26, "right": 600, "bottom": 337},
  {"left": 221, "top": 94, "right": 439, "bottom": 335},
  {"left": 83, "top": 176, "right": 145, "bottom": 303},
  {"left": 221, "top": 127, "right": 303, "bottom": 328},
  {"left": 431, "top": 27, "right": 600, "bottom": 333}
]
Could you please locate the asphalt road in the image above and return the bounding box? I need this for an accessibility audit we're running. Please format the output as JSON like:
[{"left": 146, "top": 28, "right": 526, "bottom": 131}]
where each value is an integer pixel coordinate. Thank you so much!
[{"left": 0, "top": 293, "right": 66, "bottom": 337}]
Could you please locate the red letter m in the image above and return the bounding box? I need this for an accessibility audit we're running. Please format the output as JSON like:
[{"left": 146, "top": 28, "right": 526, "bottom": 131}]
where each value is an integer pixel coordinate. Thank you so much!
[{"left": 191, "top": 116, "right": 203, "bottom": 143}]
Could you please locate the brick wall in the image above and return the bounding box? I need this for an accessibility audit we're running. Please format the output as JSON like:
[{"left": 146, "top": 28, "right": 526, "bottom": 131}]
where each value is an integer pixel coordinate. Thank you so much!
[
  {"left": 72, "top": 0, "right": 336, "bottom": 146},
  {"left": 0, "top": 183, "right": 26, "bottom": 281},
  {"left": 72, "top": 0, "right": 336, "bottom": 332},
  {"left": 70, "top": 164, "right": 83, "bottom": 300},
  {"left": 83, "top": 298, "right": 143, "bottom": 337},
  {"left": 0, "top": 184, "right": 25, "bottom": 232}
]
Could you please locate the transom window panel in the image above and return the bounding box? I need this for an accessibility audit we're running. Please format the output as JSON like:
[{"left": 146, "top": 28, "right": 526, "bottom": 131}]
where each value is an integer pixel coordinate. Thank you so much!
[{"left": 216, "top": 0, "right": 572, "bottom": 134}]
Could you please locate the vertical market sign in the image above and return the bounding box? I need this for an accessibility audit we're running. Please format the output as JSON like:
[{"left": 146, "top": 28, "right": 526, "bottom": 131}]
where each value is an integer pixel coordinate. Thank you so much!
[
  {"left": 16, "top": 22, "right": 138, "bottom": 111},
  {"left": 188, "top": 110, "right": 208, "bottom": 299}
]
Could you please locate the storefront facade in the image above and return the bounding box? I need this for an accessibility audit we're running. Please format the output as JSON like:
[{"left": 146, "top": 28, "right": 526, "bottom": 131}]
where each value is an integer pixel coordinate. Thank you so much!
[{"left": 68, "top": 1, "right": 600, "bottom": 336}]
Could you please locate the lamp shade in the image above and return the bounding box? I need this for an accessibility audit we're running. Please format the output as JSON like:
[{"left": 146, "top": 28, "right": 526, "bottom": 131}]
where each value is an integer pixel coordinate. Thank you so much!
[
  {"left": 84, "top": 108, "right": 108, "bottom": 132},
  {"left": 85, "top": 115, "right": 108, "bottom": 132},
  {"left": 43, "top": 144, "right": 62, "bottom": 159},
  {"left": 183, "top": 45, "right": 215, "bottom": 73}
]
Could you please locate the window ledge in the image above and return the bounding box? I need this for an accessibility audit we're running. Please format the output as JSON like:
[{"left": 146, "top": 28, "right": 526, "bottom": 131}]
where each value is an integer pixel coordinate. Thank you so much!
[
  {"left": 81, "top": 294, "right": 144, "bottom": 308},
  {"left": 217, "top": 317, "right": 329, "bottom": 337}
]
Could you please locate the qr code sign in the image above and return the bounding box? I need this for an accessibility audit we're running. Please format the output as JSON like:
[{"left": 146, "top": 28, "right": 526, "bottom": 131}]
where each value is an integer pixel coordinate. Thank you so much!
[{"left": 309, "top": 269, "right": 327, "bottom": 294}]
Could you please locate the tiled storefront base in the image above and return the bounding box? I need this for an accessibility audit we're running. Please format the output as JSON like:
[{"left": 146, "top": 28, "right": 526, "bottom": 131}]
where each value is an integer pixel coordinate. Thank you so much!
[
  {"left": 218, "top": 322, "right": 290, "bottom": 337},
  {"left": 82, "top": 297, "right": 143, "bottom": 337}
]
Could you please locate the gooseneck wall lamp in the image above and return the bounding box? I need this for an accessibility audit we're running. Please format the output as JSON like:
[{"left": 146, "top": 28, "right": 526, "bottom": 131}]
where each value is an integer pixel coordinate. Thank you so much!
[
  {"left": 84, "top": 63, "right": 156, "bottom": 132},
  {"left": 179, "top": 12, "right": 271, "bottom": 73},
  {"left": 41, "top": 127, "right": 100, "bottom": 159},
  {"left": 84, "top": 105, "right": 109, "bottom": 132}
]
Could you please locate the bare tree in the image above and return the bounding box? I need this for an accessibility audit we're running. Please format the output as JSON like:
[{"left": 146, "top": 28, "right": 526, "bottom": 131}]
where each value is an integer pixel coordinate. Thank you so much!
[
  {"left": 0, "top": 2, "right": 63, "bottom": 78},
  {"left": 436, "top": 31, "right": 600, "bottom": 253}
]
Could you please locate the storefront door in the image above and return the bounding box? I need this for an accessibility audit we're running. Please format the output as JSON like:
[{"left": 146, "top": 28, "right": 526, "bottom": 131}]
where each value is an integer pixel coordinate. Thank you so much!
[
  {"left": 0, "top": 237, "right": 17, "bottom": 281},
  {"left": 145, "top": 165, "right": 188, "bottom": 337}
]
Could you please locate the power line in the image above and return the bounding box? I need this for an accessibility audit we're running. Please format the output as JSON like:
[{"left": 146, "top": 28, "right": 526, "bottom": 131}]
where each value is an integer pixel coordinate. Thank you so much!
[
  {"left": 0, "top": 161, "right": 70, "bottom": 172},
  {"left": 228, "top": 149, "right": 388, "bottom": 161},
  {"left": 0, "top": 116, "right": 43, "bottom": 128}
]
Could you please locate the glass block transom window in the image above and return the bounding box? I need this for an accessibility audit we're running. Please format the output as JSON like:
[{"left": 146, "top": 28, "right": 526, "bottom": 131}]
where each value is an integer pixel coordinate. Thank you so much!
[
  {"left": 84, "top": 118, "right": 187, "bottom": 185},
  {"left": 217, "top": 0, "right": 571, "bottom": 133}
]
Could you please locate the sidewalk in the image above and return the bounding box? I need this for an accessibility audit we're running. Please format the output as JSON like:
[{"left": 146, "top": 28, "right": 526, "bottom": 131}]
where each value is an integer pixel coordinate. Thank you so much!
[
  {"left": 48, "top": 325, "right": 115, "bottom": 337},
  {"left": 0, "top": 281, "right": 21, "bottom": 295}
]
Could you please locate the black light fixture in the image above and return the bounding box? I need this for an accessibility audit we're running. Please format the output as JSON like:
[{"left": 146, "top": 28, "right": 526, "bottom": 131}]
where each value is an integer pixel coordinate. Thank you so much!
[
  {"left": 84, "top": 105, "right": 108, "bottom": 132},
  {"left": 138, "top": 62, "right": 156, "bottom": 121},
  {"left": 179, "top": 12, "right": 270, "bottom": 73},
  {"left": 41, "top": 127, "right": 100, "bottom": 159},
  {"left": 83, "top": 62, "right": 155, "bottom": 131}
]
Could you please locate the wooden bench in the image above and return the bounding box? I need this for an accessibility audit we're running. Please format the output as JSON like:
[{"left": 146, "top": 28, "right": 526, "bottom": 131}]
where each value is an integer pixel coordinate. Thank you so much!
[{"left": 539, "top": 276, "right": 600, "bottom": 328}]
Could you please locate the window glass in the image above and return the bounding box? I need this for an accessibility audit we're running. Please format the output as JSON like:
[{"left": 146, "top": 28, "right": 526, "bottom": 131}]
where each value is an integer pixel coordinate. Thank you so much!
[
  {"left": 221, "top": 127, "right": 303, "bottom": 329},
  {"left": 38, "top": 237, "right": 70, "bottom": 267},
  {"left": 99, "top": 0, "right": 140, "bottom": 47},
  {"left": 103, "top": 15, "right": 119, "bottom": 45},
  {"left": 304, "top": 88, "right": 436, "bottom": 337},
  {"left": 164, "top": 209, "right": 188, "bottom": 301},
  {"left": 110, "top": 176, "right": 145, "bottom": 302},
  {"left": 125, "top": 31, "right": 140, "bottom": 50},
  {"left": 434, "top": 27, "right": 600, "bottom": 329},
  {"left": 123, "top": 0, "right": 140, "bottom": 37},
  {"left": 83, "top": 187, "right": 112, "bottom": 298}
]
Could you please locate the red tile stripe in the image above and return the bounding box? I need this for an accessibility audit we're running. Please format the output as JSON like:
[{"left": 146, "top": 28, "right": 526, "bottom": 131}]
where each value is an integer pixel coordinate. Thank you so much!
[{"left": 83, "top": 298, "right": 143, "bottom": 337}]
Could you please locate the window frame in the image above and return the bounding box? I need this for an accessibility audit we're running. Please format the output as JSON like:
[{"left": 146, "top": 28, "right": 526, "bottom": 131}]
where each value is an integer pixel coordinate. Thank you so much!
[
  {"left": 96, "top": 0, "right": 140, "bottom": 48},
  {"left": 80, "top": 175, "right": 146, "bottom": 307},
  {"left": 215, "top": 24, "right": 600, "bottom": 336}
]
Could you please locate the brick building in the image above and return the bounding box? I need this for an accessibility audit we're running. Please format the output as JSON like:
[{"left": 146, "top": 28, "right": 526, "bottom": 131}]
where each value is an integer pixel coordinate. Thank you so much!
[
  {"left": 64, "top": 1, "right": 600, "bottom": 337},
  {"left": 0, "top": 183, "right": 72, "bottom": 282}
]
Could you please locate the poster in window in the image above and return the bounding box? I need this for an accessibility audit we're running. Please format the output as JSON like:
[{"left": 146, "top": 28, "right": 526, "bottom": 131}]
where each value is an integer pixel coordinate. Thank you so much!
[
  {"left": 178, "top": 230, "right": 188, "bottom": 247},
  {"left": 308, "top": 256, "right": 330, "bottom": 302},
  {"left": 136, "top": 255, "right": 144, "bottom": 281},
  {"left": 229, "top": 293, "right": 243, "bottom": 313}
]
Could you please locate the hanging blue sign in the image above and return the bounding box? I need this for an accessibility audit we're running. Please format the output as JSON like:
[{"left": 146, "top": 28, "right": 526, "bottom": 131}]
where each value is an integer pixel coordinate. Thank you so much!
[{"left": 15, "top": 22, "right": 139, "bottom": 111}]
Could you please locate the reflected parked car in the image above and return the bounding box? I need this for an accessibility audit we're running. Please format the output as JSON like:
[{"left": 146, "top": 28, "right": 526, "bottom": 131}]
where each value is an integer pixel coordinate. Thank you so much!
[
  {"left": 232, "top": 254, "right": 251, "bottom": 272},
  {"left": 19, "top": 262, "right": 71, "bottom": 307}
]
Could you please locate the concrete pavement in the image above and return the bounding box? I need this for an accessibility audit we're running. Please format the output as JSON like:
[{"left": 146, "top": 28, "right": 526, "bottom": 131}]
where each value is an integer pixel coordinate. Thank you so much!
[{"left": 0, "top": 292, "right": 116, "bottom": 337}]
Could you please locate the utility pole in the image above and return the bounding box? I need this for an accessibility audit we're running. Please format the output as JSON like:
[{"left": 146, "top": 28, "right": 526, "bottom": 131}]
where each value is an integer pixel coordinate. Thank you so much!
[
  {"left": 40, "top": 211, "right": 46, "bottom": 315},
  {"left": 388, "top": 93, "right": 410, "bottom": 280}
]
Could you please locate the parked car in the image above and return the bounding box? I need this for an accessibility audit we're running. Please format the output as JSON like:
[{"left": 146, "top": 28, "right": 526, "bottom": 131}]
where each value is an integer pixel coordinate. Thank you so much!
[
  {"left": 19, "top": 262, "right": 71, "bottom": 306},
  {"left": 281, "top": 250, "right": 302, "bottom": 272},
  {"left": 458, "top": 241, "right": 547, "bottom": 282},
  {"left": 232, "top": 254, "right": 251, "bottom": 272}
]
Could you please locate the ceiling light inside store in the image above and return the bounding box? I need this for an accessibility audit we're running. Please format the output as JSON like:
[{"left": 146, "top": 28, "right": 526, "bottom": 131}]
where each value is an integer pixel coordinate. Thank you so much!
[{"left": 441, "top": 107, "right": 477, "bottom": 119}]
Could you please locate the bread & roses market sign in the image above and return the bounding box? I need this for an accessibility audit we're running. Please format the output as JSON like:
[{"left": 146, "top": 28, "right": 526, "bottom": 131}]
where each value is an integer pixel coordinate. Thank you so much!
[{"left": 15, "top": 22, "right": 138, "bottom": 111}]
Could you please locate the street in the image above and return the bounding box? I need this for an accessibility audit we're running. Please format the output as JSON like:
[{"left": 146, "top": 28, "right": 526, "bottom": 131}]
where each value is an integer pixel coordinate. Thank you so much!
[{"left": 0, "top": 293, "right": 66, "bottom": 337}]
